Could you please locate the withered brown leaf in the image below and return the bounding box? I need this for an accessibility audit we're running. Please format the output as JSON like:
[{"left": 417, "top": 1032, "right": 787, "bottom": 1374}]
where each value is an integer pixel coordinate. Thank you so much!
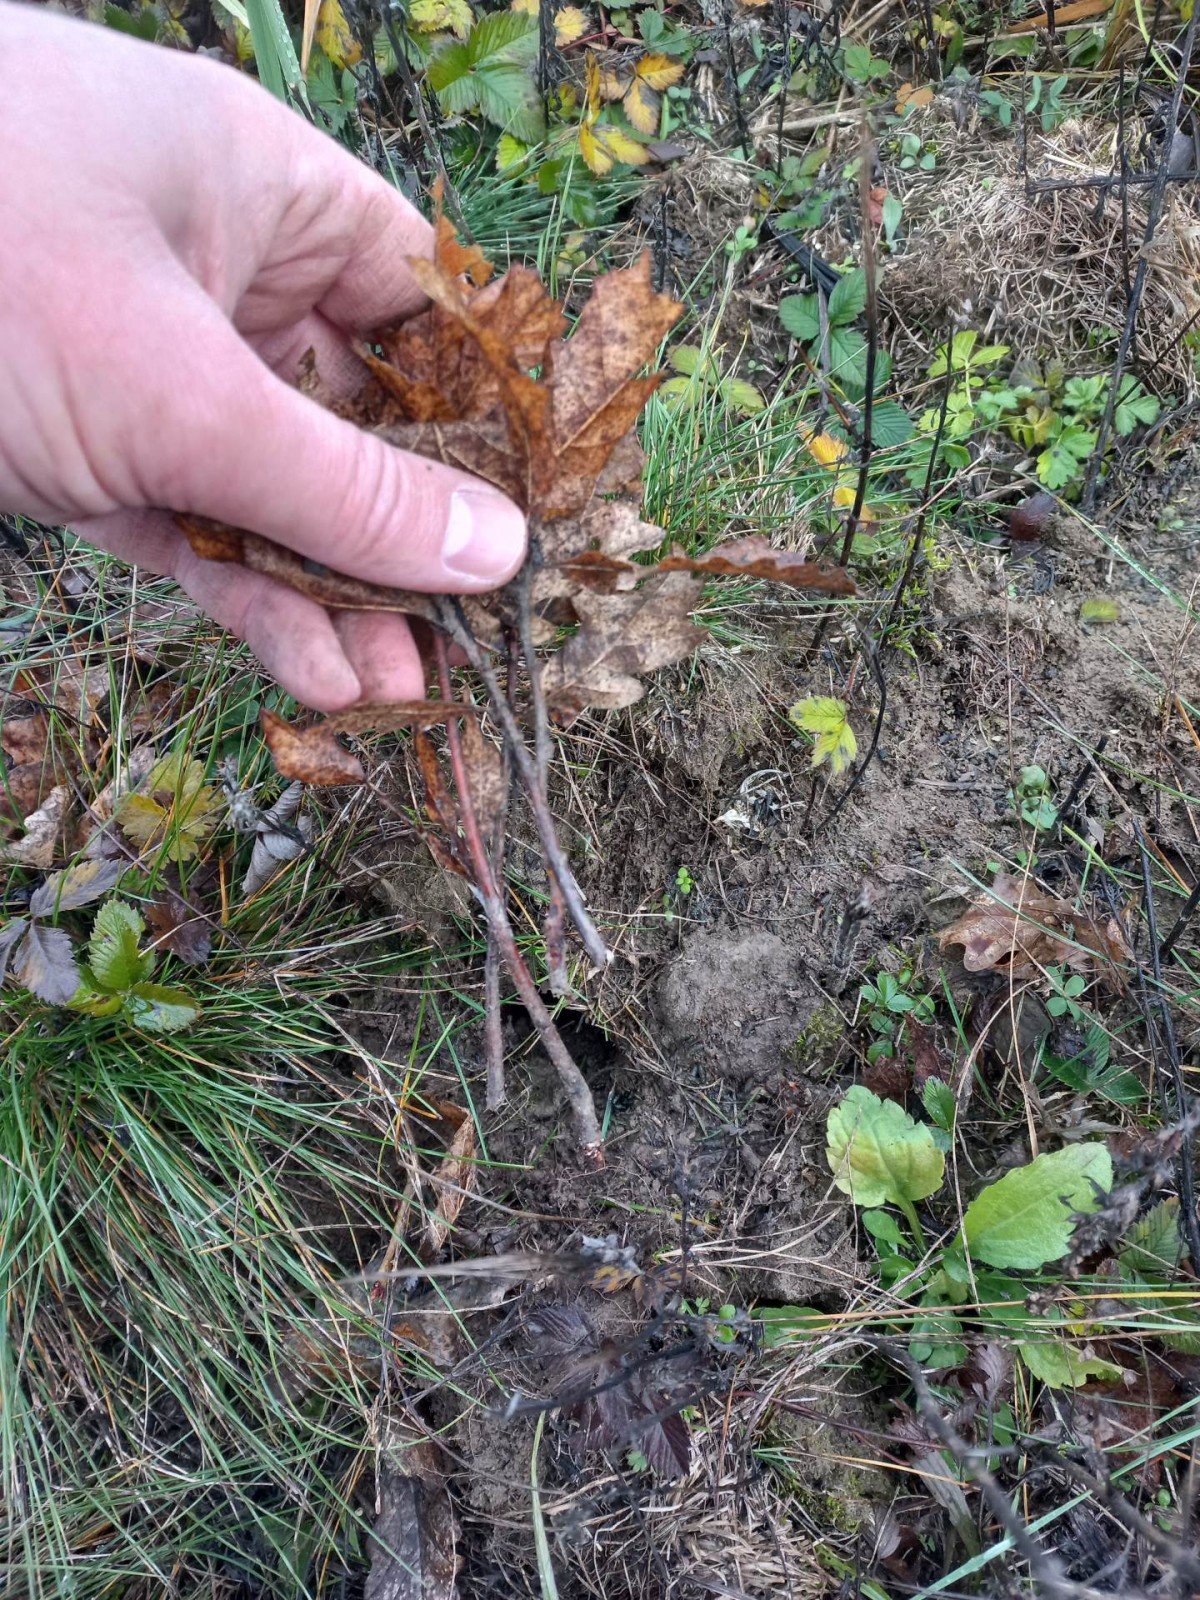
[{"left": 937, "top": 871, "right": 1130, "bottom": 983}]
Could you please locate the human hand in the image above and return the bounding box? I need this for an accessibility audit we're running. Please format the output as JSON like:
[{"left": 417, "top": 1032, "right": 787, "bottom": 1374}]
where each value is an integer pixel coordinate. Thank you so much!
[{"left": 0, "top": 3, "right": 526, "bottom": 710}]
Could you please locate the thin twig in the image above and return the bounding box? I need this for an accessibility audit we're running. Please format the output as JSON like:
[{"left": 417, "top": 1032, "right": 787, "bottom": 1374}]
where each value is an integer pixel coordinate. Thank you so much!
[
  {"left": 435, "top": 597, "right": 611, "bottom": 971},
  {"left": 1159, "top": 876, "right": 1200, "bottom": 966},
  {"left": 836, "top": 121, "right": 879, "bottom": 570},
  {"left": 433, "top": 635, "right": 603, "bottom": 1165},
  {"left": 1082, "top": 0, "right": 1200, "bottom": 509},
  {"left": 484, "top": 938, "right": 505, "bottom": 1110}
]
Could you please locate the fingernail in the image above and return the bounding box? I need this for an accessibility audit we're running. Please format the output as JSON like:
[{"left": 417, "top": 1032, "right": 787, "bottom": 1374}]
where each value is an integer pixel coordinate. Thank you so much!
[{"left": 442, "top": 488, "right": 526, "bottom": 586}]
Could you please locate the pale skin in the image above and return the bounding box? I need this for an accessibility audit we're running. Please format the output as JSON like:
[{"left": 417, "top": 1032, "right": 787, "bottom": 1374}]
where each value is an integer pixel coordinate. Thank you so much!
[{"left": 0, "top": 2, "right": 527, "bottom": 710}]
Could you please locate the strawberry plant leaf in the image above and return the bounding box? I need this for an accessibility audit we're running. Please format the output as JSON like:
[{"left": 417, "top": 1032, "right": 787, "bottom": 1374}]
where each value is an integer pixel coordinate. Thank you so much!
[
  {"left": 29, "top": 858, "right": 122, "bottom": 918},
  {"left": 825, "top": 1086, "right": 945, "bottom": 1209},
  {"left": 779, "top": 294, "right": 821, "bottom": 342},
  {"left": 827, "top": 268, "right": 867, "bottom": 326},
  {"left": 789, "top": 697, "right": 857, "bottom": 776},
  {"left": 124, "top": 983, "right": 200, "bottom": 1034},
  {"left": 0, "top": 918, "right": 30, "bottom": 984},
  {"left": 13, "top": 921, "right": 81, "bottom": 1005},
  {"left": 963, "top": 1143, "right": 1112, "bottom": 1269},
  {"left": 89, "top": 899, "right": 154, "bottom": 992},
  {"left": 1120, "top": 1198, "right": 1185, "bottom": 1277}
]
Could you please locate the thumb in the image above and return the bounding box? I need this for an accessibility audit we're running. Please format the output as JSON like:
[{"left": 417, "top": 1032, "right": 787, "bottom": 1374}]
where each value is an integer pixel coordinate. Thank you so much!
[{"left": 150, "top": 300, "right": 526, "bottom": 593}]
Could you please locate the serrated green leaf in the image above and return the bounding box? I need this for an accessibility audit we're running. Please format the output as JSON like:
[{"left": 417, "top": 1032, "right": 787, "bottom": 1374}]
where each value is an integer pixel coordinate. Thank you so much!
[
  {"left": 721, "top": 377, "right": 766, "bottom": 415},
  {"left": 964, "top": 1143, "right": 1112, "bottom": 1269},
  {"left": 124, "top": 983, "right": 200, "bottom": 1034},
  {"left": 474, "top": 63, "right": 545, "bottom": 140},
  {"left": 827, "top": 268, "right": 867, "bottom": 326},
  {"left": 69, "top": 964, "right": 125, "bottom": 1016},
  {"left": 1120, "top": 1199, "right": 1185, "bottom": 1277},
  {"left": 1018, "top": 1340, "right": 1123, "bottom": 1388},
  {"left": 825, "top": 1086, "right": 945, "bottom": 1208},
  {"left": 789, "top": 697, "right": 857, "bottom": 776},
  {"left": 428, "top": 39, "right": 472, "bottom": 91},
  {"left": 496, "top": 132, "right": 531, "bottom": 170},
  {"left": 115, "top": 752, "right": 221, "bottom": 864},
  {"left": 89, "top": 899, "right": 153, "bottom": 992},
  {"left": 779, "top": 294, "right": 821, "bottom": 343},
  {"left": 468, "top": 8, "right": 538, "bottom": 63},
  {"left": 922, "top": 1078, "right": 956, "bottom": 1132},
  {"left": 869, "top": 399, "right": 915, "bottom": 447},
  {"left": 828, "top": 325, "right": 868, "bottom": 386}
]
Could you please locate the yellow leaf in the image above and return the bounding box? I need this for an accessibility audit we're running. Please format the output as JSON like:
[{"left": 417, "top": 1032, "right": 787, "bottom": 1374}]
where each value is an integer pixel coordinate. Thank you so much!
[
  {"left": 896, "top": 81, "right": 935, "bottom": 112},
  {"left": 584, "top": 50, "right": 603, "bottom": 117},
  {"left": 598, "top": 67, "right": 627, "bottom": 101},
  {"left": 801, "top": 427, "right": 856, "bottom": 505},
  {"left": 496, "top": 133, "right": 531, "bottom": 170},
  {"left": 554, "top": 5, "right": 589, "bottom": 44},
  {"left": 633, "top": 51, "right": 683, "bottom": 92},
  {"left": 410, "top": 0, "right": 474, "bottom": 36},
  {"left": 315, "top": 0, "right": 363, "bottom": 66},
  {"left": 624, "top": 75, "right": 661, "bottom": 134},
  {"left": 789, "top": 697, "right": 858, "bottom": 777},
  {"left": 511, "top": 0, "right": 537, "bottom": 11},
  {"left": 115, "top": 752, "right": 222, "bottom": 863}
]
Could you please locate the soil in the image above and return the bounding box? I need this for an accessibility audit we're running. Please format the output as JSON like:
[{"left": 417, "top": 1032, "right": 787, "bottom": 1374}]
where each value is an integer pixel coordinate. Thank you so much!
[{"left": 340, "top": 483, "right": 1198, "bottom": 1596}]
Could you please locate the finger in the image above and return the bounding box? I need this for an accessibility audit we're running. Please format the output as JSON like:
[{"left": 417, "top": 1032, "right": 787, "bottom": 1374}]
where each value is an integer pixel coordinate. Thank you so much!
[
  {"left": 252, "top": 309, "right": 371, "bottom": 399},
  {"left": 332, "top": 610, "right": 427, "bottom": 703},
  {"left": 75, "top": 508, "right": 364, "bottom": 711},
  {"left": 144, "top": 285, "right": 527, "bottom": 594}
]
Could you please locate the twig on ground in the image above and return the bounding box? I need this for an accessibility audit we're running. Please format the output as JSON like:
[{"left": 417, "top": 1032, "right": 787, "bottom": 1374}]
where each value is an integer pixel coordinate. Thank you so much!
[{"left": 432, "top": 634, "right": 603, "bottom": 1165}]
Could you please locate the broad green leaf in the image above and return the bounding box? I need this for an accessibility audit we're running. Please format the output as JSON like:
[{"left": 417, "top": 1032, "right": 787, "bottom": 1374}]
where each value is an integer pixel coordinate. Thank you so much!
[
  {"left": 89, "top": 899, "right": 153, "bottom": 992},
  {"left": 825, "top": 1086, "right": 945, "bottom": 1208},
  {"left": 721, "top": 377, "right": 766, "bottom": 415},
  {"left": 827, "top": 268, "right": 867, "bottom": 327},
  {"left": 69, "top": 964, "right": 125, "bottom": 1017},
  {"left": 789, "top": 697, "right": 857, "bottom": 776},
  {"left": 13, "top": 922, "right": 80, "bottom": 1005},
  {"left": 1120, "top": 1199, "right": 1185, "bottom": 1277},
  {"left": 881, "top": 192, "right": 903, "bottom": 242},
  {"left": 1018, "top": 1340, "right": 1123, "bottom": 1388},
  {"left": 963, "top": 1143, "right": 1112, "bottom": 1269},
  {"left": 496, "top": 133, "right": 531, "bottom": 170},
  {"left": 827, "top": 325, "right": 868, "bottom": 383},
  {"left": 29, "top": 858, "right": 122, "bottom": 918},
  {"left": 428, "top": 39, "right": 471, "bottom": 90},
  {"left": 923, "top": 1078, "right": 956, "bottom": 1132},
  {"left": 779, "top": 293, "right": 821, "bottom": 343},
  {"left": 861, "top": 1208, "right": 910, "bottom": 1248},
  {"left": 474, "top": 64, "right": 545, "bottom": 140},
  {"left": 124, "top": 983, "right": 200, "bottom": 1035},
  {"left": 868, "top": 399, "right": 915, "bottom": 447},
  {"left": 468, "top": 7, "right": 538, "bottom": 61},
  {"left": 756, "top": 1305, "right": 838, "bottom": 1347}
]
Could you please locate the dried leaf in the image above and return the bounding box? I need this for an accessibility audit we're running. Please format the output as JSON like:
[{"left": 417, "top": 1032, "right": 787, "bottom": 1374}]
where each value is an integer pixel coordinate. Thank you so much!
[
  {"left": 1, "top": 712, "right": 49, "bottom": 766},
  {"left": 241, "top": 781, "right": 312, "bottom": 897},
  {"left": 367, "top": 1417, "right": 458, "bottom": 1600},
  {"left": 0, "top": 918, "right": 29, "bottom": 985},
  {"left": 4, "top": 785, "right": 69, "bottom": 867},
  {"left": 938, "top": 871, "right": 1129, "bottom": 982},
  {"left": 541, "top": 571, "right": 708, "bottom": 719},
  {"left": 13, "top": 920, "right": 80, "bottom": 1004},
  {"left": 262, "top": 710, "right": 366, "bottom": 785},
  {"left": 423, "top": 1100, "right": 477, "bottom": 1256},
  {"left": 29, "top": 858, "right": 122, "bottom": 917},
  {"left": 145, "top": 869, "right": 213, "bottom": 966},
  {"left": 460, "top": 716, "right": 506, "bottom": 844}
]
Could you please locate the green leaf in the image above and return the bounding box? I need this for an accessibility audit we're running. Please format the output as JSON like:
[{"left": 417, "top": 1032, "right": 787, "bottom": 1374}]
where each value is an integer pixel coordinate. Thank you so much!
[
  {"left": 1113, "top": 379, "right": 1160, "bottom": 436},
  {"left": 756, "top": 1305, "right": 838, "bottom": 1347},
  {"left": 869, "top": 400, "right": 915, "bottom": 447},
  {"left": 1079, "top": 597, "right": 1120, "bottom": 624},
  {"left": 861, "top": 1208, "right": 910, "bottom": 1248},
  {"left": 1018, "top": 1340, "right": 1123, "bottom": 1388},
  {"left": 881, "top": 192, "right": 903, "bottom": 243},
  {"left": 779, "top": 293, "right": 821, "bottom": 342},
  {"left": 827, "top": 325, "right": 868, "bottom": 385},
  {"left": 923, "top": 1078, "right": 956, "bottom": 1133},
  {"left": 428, "top": 40, "right": 473, "bottom": 94},
  {"left": 69, "top": 964, "right": 125, "bottom": 1017},
  {"left": 721, "top": 377, "right": 766, "bottom": 415},
  {"left": 496, "top": 132, "right": 531, "bottom": 171},
  {"left": 244, "top": 0, "right": 304, "bottom": 100},
  {"left": 467, "top": 9, "right": 539, "bottom": 63},
  {"left": 789, "top": 696, "right": 857, "bottom": 776},
  {"left": 827, "top": 268, "right": 867, "bottom": 327},
  {"left": 1120, "top": 1199, "right": 1185, "bottom": 1278},
  {"left": 825, "top": 1086, "right": 945, "bottom": 1209},
  {"left": 963, "top": 1143, "right": 1113, "bottom": 1269},
  {"left": 474, "top": 64, "right": 545, "bottom": 141},
  {"left": 124, "top": 983, "right": 200, "bottom": 1035},
  {"left": 89, "top": 899, "right": 153, "bottom": 993}
]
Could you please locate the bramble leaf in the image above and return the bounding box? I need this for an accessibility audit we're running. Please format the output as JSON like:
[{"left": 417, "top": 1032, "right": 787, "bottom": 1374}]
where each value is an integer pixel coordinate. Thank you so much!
[
  {"left": 124, "top": 982, "right": 200, "bottom": 1034},
  {"left": 825, "top": 1086, "right": 945, "bottom": 1208},
  {"left": 789, "top": 697, "right": 857, "bottom": 776},
  {"left": 963, "top": 1143, "right": 1112, "bottom": 1269},
  {"left": 89, "top": 899, "right": 154, "bottom": 992},
  {"left": 1017, "top": 1340, "right": 1123, "bottom": 1388}
]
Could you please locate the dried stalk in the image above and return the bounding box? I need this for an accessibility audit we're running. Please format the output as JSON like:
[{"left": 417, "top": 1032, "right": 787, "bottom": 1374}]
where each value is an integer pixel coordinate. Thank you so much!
[
  {"left": 434, "top": 596, "right": 610, "bottom": 972},
  {"left": 432, "top": 635, "right": 603, "bottom": 1166}
]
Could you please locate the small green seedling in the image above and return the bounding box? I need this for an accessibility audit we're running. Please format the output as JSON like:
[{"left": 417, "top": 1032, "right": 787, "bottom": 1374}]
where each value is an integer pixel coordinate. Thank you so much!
[
  {"left": 70, "top": 900, "right": 200, "bottom": 1034},
  {"left": 1010, "top": 764, "right": 1058, "bottom": 830},
  {"left": 857, "top": 967, "right": 935, "bottom": 1063}
]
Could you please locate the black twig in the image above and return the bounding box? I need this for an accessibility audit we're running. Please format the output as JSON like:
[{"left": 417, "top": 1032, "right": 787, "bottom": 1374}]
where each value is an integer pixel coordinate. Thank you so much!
[
  {"left": 1057, "top": 732, "right": 1110, "bottom": 830},
  {"left": 836, "top": 123, "right": 879, "bottom": 571},
  {"left": 1159, "top": 875, "right": 1200, "bottom": 966}
]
